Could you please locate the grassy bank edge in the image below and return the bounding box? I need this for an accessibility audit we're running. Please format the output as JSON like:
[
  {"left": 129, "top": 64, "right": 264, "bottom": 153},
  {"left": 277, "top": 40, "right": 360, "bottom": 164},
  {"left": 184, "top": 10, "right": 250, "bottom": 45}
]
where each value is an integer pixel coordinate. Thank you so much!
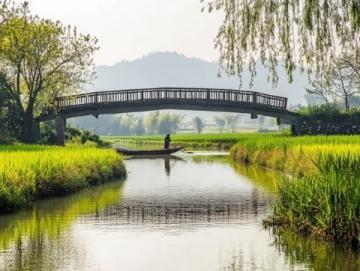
[
  {"left": 229, "top": 135, "right": 360, "bottom": 249},
  {"left": 0, "top": 145, "right": 127, "bottom": 214}
]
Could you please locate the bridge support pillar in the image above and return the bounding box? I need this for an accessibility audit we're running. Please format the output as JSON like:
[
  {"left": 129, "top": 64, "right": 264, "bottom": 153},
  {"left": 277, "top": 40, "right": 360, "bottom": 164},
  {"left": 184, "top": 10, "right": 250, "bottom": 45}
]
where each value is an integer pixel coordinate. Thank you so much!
[{"left": 55, "top": 116, "right": 66, "bottom": 146}]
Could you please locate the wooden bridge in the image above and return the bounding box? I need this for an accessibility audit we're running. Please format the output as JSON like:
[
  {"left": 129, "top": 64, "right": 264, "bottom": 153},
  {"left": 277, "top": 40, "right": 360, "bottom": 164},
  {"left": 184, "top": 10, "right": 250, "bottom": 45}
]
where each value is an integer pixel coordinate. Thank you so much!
[{"left": 38, "top": 87, "right": 298, "bottom": 145}]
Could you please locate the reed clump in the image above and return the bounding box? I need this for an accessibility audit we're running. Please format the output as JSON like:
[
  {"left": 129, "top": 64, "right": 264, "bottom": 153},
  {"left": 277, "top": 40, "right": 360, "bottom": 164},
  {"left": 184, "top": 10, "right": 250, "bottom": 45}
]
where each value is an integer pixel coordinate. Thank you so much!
[
  {"left": 266, "top": 153, "right": 360, "bottom": 249},
  {"left": 230, "top": 134, "right": 360, "bottom": 247},
  {"left": 0, "top": 145, "right": 126, "bottom": 213}
]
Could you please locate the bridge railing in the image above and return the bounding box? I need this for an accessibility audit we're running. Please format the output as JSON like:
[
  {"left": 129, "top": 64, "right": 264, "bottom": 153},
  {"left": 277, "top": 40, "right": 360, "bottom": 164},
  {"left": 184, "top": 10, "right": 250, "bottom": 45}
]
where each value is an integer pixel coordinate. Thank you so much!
[{"left": 56, "top": 88, "right": 287, "bottom": 110}]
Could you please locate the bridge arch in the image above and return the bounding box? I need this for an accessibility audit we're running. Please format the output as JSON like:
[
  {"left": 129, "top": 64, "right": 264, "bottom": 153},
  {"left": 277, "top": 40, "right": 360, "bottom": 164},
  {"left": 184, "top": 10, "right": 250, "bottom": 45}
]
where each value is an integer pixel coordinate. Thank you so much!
[{"left": 38, "top": 87, "right": 298, "bottom": 145}]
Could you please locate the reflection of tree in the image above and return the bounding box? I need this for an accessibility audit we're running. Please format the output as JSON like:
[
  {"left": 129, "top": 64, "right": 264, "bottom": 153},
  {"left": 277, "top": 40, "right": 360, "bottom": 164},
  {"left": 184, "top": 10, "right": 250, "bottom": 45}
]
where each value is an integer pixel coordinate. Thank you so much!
[{"left": 0, "top": 181, "right": 125, "bottom": 271}]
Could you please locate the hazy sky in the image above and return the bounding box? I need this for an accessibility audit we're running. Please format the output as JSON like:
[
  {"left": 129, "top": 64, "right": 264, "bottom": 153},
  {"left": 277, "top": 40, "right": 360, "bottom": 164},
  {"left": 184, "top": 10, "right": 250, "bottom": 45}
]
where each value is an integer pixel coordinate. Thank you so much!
[{"left": 20, "top": 0, "right": 223, "bottom": 65}]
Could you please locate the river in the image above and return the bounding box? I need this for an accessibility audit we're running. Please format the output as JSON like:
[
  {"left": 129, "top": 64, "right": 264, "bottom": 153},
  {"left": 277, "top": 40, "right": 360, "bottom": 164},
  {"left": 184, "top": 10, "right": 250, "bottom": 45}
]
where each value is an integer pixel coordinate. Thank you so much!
[{"left": 0, "top": 153, "right": 359, "bottom": 271}]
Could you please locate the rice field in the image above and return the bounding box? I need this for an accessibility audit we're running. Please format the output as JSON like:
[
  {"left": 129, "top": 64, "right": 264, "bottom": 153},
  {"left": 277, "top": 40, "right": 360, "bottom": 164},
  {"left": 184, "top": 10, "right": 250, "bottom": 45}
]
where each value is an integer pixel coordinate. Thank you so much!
[
  {"left": 0, "top": 145, "right": 126, "bottom": 213},
  {"left": 230, "top": 134, "right": 360, "bottom": 176},
  {"left": 229, "top": 134, "right": 360, "bottom": 248}
]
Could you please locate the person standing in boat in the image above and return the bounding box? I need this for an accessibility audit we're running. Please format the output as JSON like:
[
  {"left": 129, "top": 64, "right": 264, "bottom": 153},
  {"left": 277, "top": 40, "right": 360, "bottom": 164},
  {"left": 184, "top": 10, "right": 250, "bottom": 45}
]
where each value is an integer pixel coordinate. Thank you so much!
[{"left": 164, "top": 134, "right": 171, "bottom": 149}]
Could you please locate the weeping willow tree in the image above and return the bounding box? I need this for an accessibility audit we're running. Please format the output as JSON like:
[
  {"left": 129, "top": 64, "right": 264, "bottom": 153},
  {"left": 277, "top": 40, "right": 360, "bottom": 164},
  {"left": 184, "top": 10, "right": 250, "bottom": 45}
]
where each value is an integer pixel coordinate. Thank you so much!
[{"left": 202, "top": 0, "right": 360, "bottom": 86}]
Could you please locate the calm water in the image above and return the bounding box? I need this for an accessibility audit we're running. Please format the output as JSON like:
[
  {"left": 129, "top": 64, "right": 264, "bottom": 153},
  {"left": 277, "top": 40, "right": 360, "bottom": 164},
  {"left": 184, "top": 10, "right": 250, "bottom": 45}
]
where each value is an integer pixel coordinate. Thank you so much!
[{"left": 0, "top": 154, "right": 359, "bottom": 271}]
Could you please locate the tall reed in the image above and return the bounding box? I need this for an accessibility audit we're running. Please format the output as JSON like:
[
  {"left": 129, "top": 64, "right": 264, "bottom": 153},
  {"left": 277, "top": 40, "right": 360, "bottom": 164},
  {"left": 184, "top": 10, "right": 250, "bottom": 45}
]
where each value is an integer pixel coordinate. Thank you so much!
[{"left": 266, "top": 153, "right": 360, "bottom": 248}]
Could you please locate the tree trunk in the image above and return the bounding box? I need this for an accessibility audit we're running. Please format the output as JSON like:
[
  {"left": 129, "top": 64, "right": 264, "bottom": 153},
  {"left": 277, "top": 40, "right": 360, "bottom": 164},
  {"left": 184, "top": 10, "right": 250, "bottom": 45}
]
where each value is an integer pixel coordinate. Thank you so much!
[
  {"left": 20, "top": 111, "right": 35, "bottom": 143},
  {"left": 345, "top": 95, "right": 349, "bottom": 113}
]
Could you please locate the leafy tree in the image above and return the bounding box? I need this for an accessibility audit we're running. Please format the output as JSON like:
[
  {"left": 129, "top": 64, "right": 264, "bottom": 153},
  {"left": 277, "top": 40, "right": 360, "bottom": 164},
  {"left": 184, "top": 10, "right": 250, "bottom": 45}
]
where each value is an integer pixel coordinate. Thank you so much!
[
  {"left": 0, "top": 3, "right": 98, "bottom": 142},
  {"left": 0, "top": 0, "right": 17, "bottom": 25},
  {"left": 202, "top": 0, "right": 360, "bottom": 85},
  {"left": 214, "top": 116, "right": 226, "bottom": 133},
  {"left": 224, "top": 114, "right": 240, "bottom": 132},
  {"left": 157, "top": 112, "right": 184, "bottom": 134},
  {"left": 307, "top": 56, "right": 359, "bottom": 112},
  {"left": 144, "top": 111, "right": 160, "bottom": 134},
  {"left": 306, "top": 77, "right": 333, "bottom": 104},
  {"left": 115, "top": 114, "right": 136, "bottom": 135},
  {"left": 192, "top": 116, "right": 205, "bottom": 134},
  {"left": 134, "top": 119, "right": 145, "bottom": 136}
]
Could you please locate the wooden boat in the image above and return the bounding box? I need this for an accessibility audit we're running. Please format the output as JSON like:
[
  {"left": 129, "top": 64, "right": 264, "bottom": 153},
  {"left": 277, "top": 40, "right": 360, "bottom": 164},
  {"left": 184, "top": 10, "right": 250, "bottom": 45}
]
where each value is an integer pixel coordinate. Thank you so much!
[{"left": 115, "top": 146, "right": 184, "bottom": 156}]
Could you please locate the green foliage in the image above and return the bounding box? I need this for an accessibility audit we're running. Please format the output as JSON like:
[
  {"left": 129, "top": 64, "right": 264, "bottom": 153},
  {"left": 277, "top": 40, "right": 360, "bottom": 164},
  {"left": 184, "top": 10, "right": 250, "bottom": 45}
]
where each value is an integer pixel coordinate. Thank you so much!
[
  {"left": 298, "top": 104, "right": 341, "bottom": 116},
  {"left": 294, "top": 105, "right": 360, "bottom": 135},
  {"left": 0, "top": 1, "right": 98, "bottom": 142},
  {"left": 0, "top": 145, "right": 126, "bottom": 213},
  {"left": 144, "top": 111, "right": 160, "bottom": 134},
  {"left": 38, "top": 122, "right": 105, "bottom": 146},
  {"left": 143, "top": 111, "right": 183, "bottom": 135},
  {"left": 157, "top": 112, "right": 183, "bottom": 134},
  {"left": 39, "top": 122, "right": 57, "bottom": 145},
  {"left": 202, "top": 0, "right": 360, "bottom": 86}
]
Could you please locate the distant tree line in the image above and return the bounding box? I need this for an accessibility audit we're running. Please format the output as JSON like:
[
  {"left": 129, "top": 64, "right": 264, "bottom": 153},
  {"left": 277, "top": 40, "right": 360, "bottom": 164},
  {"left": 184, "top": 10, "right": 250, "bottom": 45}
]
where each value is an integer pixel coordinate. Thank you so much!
[
  {"left": 293, "top": 104, "right": 360, "bottom": 135},
  {"left": 69, "top": 112, "right": 278, "bottom": 136},
  {"left": 70, "top": 111, "right": 185, "bottom": 136}
]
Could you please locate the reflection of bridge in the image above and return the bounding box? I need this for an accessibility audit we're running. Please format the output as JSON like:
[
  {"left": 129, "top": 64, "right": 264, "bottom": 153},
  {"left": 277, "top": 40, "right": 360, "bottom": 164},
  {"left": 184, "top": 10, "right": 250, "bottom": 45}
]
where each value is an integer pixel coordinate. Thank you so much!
[
  {"left": 38, "top": 87, "right": 298, "bottom": 145},
  {"left": 91, "top": 192, "right": 269, "bottom": 227}
]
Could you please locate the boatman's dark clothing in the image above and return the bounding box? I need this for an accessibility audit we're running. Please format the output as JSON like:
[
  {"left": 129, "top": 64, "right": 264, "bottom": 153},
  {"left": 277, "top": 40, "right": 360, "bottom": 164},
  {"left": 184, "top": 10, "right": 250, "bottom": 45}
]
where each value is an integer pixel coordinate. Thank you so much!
[{"left": 164, "top": 135, "right": 171, "bottom": 149}]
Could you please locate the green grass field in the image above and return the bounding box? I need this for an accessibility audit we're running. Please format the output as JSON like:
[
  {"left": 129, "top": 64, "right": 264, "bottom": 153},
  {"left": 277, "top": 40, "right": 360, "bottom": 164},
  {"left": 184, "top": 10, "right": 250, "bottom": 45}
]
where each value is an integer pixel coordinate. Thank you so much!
[{"left": 0, "top": 145, "right": 126, "bottom": 213}]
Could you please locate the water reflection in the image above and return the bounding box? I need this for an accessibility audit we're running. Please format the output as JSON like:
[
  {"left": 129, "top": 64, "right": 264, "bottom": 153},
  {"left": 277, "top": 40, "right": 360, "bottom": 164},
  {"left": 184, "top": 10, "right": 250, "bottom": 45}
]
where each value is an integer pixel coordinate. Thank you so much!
[
  {"left": 93, "top": 187, "right": 267, "bottom": 228},
  {"left": 272, "top": 229, "right": 360, "bottom": 271},
  {"left": 164, "top": 157, "right": 170, "bottom": 176},
  {"left": 0, "top": 157, "right": 359, "bottom": 271},
  {"left": 126, "top": 155, "right": 184, "bottom": 177},
  {"left": 0, "top": 181, "right": 125, "bottom": 271}
]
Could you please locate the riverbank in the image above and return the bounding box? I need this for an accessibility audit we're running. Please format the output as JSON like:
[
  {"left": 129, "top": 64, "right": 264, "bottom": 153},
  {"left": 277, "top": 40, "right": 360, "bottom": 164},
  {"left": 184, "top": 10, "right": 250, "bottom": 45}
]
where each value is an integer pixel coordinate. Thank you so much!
[
  {"left": 230, "top": 134, "right": 360, "bottom": 248},
  {"left": 103, "top": 133, "right": 259, "bottom": 150},
  {"left": 0, "top": 145, "right": 126, "bottom": 213}
]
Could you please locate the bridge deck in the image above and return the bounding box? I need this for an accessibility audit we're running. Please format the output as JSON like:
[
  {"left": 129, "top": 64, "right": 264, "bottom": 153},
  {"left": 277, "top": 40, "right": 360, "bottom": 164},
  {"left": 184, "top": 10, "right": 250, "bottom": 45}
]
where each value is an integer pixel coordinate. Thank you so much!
[{"left": 56, "top": 88, "right": 288, "bottom": 111}]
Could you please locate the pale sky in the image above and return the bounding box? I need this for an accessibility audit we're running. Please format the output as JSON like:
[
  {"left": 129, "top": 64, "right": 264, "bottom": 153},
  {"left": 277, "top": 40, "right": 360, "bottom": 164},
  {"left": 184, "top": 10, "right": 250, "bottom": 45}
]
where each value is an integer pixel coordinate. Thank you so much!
[{"left": 19, "top": 0, "right": 223, "bottom": 65}]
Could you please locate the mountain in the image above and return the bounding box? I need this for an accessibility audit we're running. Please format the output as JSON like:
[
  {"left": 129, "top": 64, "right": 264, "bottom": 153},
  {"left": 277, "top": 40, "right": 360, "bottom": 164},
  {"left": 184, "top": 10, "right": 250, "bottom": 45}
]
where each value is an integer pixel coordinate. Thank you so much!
[{"left": 89, "top": 51, "right": 308, "bottom": 105}]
